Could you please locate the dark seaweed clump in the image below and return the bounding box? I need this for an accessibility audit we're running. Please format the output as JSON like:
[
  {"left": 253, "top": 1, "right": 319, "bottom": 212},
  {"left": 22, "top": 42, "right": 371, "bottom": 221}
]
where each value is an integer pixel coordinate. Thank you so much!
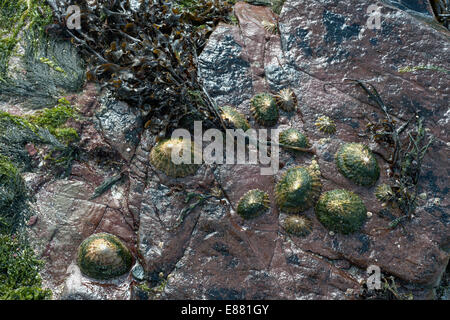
[{"left": 52, "top": 0, "right": 234, "bottom": 135}]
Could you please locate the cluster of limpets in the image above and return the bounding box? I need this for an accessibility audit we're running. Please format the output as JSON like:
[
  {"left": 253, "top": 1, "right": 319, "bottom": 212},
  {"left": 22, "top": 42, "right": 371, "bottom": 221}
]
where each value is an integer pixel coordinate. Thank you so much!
[
  {"left": 150, "top": 138, "right": 201, "bottom": 178},
  {"left": 237, "top": 189, "right": 270, "bottom": 219},
  {"left": 77, "top": 233, "right": 133, "bottom": 280}
]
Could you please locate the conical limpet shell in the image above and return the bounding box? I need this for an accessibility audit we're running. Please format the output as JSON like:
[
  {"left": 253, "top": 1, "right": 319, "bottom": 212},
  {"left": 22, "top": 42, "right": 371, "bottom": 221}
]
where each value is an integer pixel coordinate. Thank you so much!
[
  {"left": 375, "top": 183, "right": 394, "bottom": 203},
  {"left": 237, "top": 189, "right": 270, "bottom": 219},
  {"left": 275, "top": 88, "right": 297, "bottom": 112},
  {"left": 77, "top": 233, "right": 132, "bottom": 280},
  {"left": 283, "top": 215, "right": 313, "bottom": 237},
  {"left": 335, "top": 143, "right": 380, "bottom": 186},
  {"left": 315, "top": 115, "right": 336, "bottom": 134},
  {"left": 279, "top": 128, "right": 310, "bottom": 151},
  {"left": 275, "top": 164, "right": 322, "bottom": 213},
  {"left": 150, "top": 138, "right": 201, "bottom": 178},
  {"left": 315, "top": 189, "right": 367, "bottom": 234},
  {"left": 251, "top": 93, "right": 279, "bottom": 126},
  {"left": 219, "top": 105, "right": 251, "bottom": 131}
]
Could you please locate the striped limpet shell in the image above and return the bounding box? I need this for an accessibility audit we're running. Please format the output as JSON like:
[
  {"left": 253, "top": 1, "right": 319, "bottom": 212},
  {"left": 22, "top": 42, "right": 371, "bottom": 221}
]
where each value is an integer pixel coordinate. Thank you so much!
[
  {"left": 275, "top": 163, "right": 322, "bottom": 213},
  {"left": 275, "top": 88, "right": 297, "bottom": 112},
  {"left": 335, "top": 143, "right": 380, "bottom": 187},
  {"left": 150, "top": 138, "right": 201, "bottom": 178},
  {"left": 219, "top": 105, "right": 251, "bottom": 131},
  {"left": 77, "top": 233, "right": 133, "bottom": 280},
  {"left": 251, "top": 93, "right": 279, "bottom": 126},
  {"left": 237, "top": 189, "right": 270, "bottom": 219},
  {"left": 315, "top": 189, "right": 367, "bottom": 234}
]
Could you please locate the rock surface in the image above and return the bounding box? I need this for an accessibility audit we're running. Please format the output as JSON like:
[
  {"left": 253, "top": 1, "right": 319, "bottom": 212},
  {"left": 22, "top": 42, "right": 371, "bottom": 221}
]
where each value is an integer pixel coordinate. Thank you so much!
[{"left": 14, "top": 0, "right": 449, "bottom": 299}]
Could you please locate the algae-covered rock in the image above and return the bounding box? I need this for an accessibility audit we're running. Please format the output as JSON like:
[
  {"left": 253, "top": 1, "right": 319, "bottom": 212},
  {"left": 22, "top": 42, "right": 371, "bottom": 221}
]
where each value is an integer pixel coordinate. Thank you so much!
[
  {"left": 315, "top": 189, "right": 367, "bottom": 234},
  {"left": 77, "top": 233, "right": 133, "bottom": 280}
]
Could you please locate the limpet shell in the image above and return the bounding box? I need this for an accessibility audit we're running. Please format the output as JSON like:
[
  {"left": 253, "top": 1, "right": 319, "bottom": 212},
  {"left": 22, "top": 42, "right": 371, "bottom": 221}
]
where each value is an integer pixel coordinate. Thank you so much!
[
  {"left": 77, "top": 233, "right": 132, "bottom": 280},
  {"left": 275, "top": 164, "right": 322, "bottom": 213},
  {"left": 251, "top": 93, "right": 279, "bottom": 126},
  {"left": 261, "top": 20, "right": 277, "bottom": 34},
  {"left": 219, "top": 105, "right": 251, "bottom": 131},
  {"left": 150, "top": 138, "right": 201, "bottom": 178},
  {"left": 335, "top": 143, "right": 380, "bottom": 186},
  {"left": 375, "top": 183, "right": 394, "bottom": 202},
  {"left": 279, "top": 128, "right": 310, "bottom": 151},
  {"left": 315, "top": 115, "right": 336, "bottom": 134},
  {"left": 283, "top": 215, "right": 313, "bottom": 237},
  {"left": 275, "top": 88, "right": 297, "bottom": 112},
  {"left": 315, "top": 189, "right": 367, "bottom": 234},
  {"left": 237, "top": 189, "right": 270, "bottom": 219}
]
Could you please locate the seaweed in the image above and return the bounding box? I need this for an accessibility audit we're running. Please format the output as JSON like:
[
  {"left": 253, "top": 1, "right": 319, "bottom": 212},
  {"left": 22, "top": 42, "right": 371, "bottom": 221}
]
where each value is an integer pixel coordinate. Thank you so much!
[
  {"left": 0, "top": 29, "right": 85, "bottom": 109},
  {"left": 346, "top": 79, "right": 434, "bottom": 229},
  {"left": 47, "top": 0, "right": 233, "bottom": 136},
  {"left": 0, "top": 233, "right": 52, "bottom": 300}
]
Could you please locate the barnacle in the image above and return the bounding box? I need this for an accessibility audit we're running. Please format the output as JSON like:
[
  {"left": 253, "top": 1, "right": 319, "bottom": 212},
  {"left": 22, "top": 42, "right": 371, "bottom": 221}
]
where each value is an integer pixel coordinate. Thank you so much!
[
  {"left": 315, "top": 189, "right": 367, "bottom": 234},
  {"left": 251, "top": 93, "right": 279, "bottom": 126},
  {"left": 77, "top": 233, "right": 133, "bottom": 280},
  {"left": 315, "top": 116, "right": 336, "bottom": 134},
  {"left": 237, "top": 189, "right": 270, "bottom": 219},
  {"left": 375, "top": 183, "right": 394, "bottom": 203},
  {"left": 150, "top": 138, "right": 201, "bottom": 178},
  {"left": 261, "top": 19, "right": 277, "bottom": 34},
  {"left": 335, "top": 143, "right": 380, "bottom": 186},
  {"left": 283, "top": 215, "right": 313, "bottom": 237},
  {"left": 275, "top": 164, "right": 322, "bottom": 213},
  {"left": 279, "top": 128, "right": 310, "bottom": 151},
  {"left": 219, "top": 105, "right": 250, "bottom": 131},
  {"left": 274, "top": 88, "right": 297, "bottom": 112}
]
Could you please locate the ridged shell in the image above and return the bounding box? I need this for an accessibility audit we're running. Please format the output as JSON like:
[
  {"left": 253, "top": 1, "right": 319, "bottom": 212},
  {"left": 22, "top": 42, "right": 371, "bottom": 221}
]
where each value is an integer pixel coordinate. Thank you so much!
[
  {"left": 279, "top": 128, "right": 310, "bottom": 151},
  {"left": 219, "top": 105, "right": 250, "bottom": 131},
  {"left": 251, "top": 93, "right": 279, "bottom": 126},
  {"left": 275, "top": 165, "right": 322, "bottom": 213},
  {"left": 375, "top": 183, "right": 394, "bottom": 202},
  {"left": 261, "top": 20, "right": 277, "bottom": 34},
  {"left": 335, "top": 143, "right": 380, "bottom": 186},
  {"left": 237, "top": 189, "right": 270, "bottom": 219},
  {"left": 150, "top": 138, "right": 200, "bottom": 178},
  {"left": 315, "top": 116, "right": 336, "bottom": 134},
  {"left": 283, "top": 215, "right": 313, "bottom": 237},
  {"left": 315, "top": 189, "right": 367, "bottom": 234},
  {"left": 77, "top": 233, "right": 132, "bottom": 280},
  {"left": 275, "top": 88, "right": 297, "bottom": 112}
]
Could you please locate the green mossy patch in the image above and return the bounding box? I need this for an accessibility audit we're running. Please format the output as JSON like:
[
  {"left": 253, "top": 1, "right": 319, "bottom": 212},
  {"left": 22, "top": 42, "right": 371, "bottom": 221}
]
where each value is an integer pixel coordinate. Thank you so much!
[{"left": 0, "top": 234, "right": 52, "bottom": 300}]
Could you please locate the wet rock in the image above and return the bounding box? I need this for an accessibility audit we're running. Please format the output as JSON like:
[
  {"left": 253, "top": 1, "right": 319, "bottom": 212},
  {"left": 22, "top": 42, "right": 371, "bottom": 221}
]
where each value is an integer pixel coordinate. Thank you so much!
[
  {"left": 95, "top": 95, "right": 143, "bottom": 162},
  {"left": 189, "top": 0, "right": 449, "bottom": 298}
]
